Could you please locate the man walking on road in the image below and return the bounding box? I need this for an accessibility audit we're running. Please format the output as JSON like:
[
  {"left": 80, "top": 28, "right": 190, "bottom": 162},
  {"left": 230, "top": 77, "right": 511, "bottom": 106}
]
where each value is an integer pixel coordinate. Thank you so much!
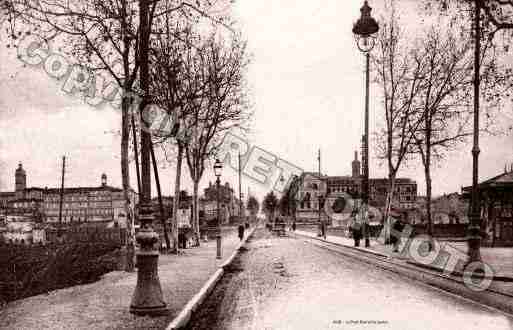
[{"left": 238, "top": 224, "right": 245, "bottom": 241}]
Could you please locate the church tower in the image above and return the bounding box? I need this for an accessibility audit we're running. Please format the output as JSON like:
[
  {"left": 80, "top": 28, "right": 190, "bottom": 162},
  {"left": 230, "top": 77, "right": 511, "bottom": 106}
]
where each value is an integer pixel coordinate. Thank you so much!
[
  {"left": 351, "top": 151, "right": 361, "bottom": 178},
  {"left": 15, "top": 163, "right": 27, "bottom": 192}
]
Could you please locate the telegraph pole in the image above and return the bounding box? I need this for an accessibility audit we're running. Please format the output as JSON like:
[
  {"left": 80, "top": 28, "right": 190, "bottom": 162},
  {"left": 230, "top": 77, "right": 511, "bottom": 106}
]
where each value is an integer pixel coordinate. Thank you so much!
[
  {"left": 58, "top": 156, "right": 66, "bottom": 236},
  {"left": 318, "top": 149, "right": 325, "bottom": 239}
]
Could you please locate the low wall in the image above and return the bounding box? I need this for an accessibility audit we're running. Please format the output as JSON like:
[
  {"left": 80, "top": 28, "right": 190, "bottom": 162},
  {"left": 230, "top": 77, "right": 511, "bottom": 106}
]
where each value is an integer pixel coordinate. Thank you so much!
[{"left": 412, "top": 224, "right": 467, "bottom": 238}]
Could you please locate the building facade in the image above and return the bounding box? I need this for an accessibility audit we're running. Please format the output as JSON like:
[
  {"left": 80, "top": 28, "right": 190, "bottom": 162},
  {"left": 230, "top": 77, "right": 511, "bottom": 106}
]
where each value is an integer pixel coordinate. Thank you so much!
[
  {"left": 201, "top": 181, "right": 243, "bottom": 224},
  {"left": 292, "top": 151, "right": 417, "bottom": 225},
  {"left": 295, "top": 172, "right": 329, "bottom": 222},
  {"left": 0, "top": 164, "right": 137, "bottom": 227},
  {"left": 462, "top": 168, "right": 513, "bottom": 246}
]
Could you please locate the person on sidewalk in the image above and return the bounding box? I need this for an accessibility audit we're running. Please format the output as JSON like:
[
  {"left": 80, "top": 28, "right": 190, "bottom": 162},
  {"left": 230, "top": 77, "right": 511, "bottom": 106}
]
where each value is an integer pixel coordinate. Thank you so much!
[
  {"left": 392, "top": 218, "right": 404, "bottom": 253},
  {"left": 292, "top": 221, "right": 296, "bottom": 231},
  {"left": 238, "top": 224, "right": 245, "bottom": 241},
  {"left": 352, "top": 224, "right": 362, "bottom": 247}
]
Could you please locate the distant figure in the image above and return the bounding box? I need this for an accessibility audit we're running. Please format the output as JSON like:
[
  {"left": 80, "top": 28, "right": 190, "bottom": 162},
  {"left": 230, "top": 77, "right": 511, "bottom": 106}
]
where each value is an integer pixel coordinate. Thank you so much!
[
  {"left": 351, "top": 223, "right": 362, "bottom": 247},
  {"left": 292, "top": 221, "right": 296, "bottom": 231},
  {"left": 392, "top": 219, "right": 404, "bottom": 253},
  {"left": 245, "top": 222, "right": 249, "bottom": 229},
  {"left": 238, "top": 224, "right": 245, "bottom": 241},
  {"left": 178, "top": 232, "right": 187, "bottom": 249}
]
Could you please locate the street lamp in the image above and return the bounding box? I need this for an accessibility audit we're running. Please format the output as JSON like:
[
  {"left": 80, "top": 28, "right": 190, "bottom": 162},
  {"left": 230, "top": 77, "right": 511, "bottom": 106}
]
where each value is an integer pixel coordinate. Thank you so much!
[
  {"left": 214, "top": 159, "right": 223, "bottom": 259},
  {"left": 353, "top": 0, "right": 379, "bottom": 248},
  {"left": 467, "top": 1, "right": 482, "bottom": 263},
  {"left": 318, "top": 193, "right": 326, "bottom": 240}
]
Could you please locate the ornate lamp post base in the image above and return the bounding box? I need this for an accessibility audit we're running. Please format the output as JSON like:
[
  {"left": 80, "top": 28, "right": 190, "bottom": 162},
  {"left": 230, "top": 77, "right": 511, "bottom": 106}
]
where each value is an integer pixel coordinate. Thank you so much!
[
  {"left": 467, "top": 223, "right": 482, "bottom": 263},
  {"left": 130, "top": 251, "right": 168, "bottom": 315},
  {"left": 129, "top": 204, "right": 167, "bottom": 316}
]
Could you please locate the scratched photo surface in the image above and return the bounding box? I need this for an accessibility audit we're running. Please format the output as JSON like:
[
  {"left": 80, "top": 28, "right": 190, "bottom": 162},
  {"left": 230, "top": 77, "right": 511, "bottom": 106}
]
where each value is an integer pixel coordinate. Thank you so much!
[{"left": 1, "top": 1, "right": 513, "bottom": 330}]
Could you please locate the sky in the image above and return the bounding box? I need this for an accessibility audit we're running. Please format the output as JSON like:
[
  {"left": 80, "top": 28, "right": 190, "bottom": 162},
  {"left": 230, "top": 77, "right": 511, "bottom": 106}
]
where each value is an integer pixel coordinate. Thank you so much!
[{"left": 0, "top": 0, "right": 512, "bottom": 201}]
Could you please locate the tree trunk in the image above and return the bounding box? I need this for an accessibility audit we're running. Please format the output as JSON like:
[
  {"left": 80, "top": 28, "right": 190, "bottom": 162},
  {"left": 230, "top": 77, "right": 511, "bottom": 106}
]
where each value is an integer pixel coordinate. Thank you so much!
[
  {"left": 171, "top": 143, "right": 184, "bottom": 254},
  {"left": 150, "top": 141, "right": 171, "bottom": 250},
  {"left": 192, "top": 180, "right": 201, "bottom": 246},
  {"left": 425, "top": 114, "right": 434, "bottom": 250},
  {"left": 384, "top": 173, "right": 397, "bottom": 245},
  {"left": 121, "top": 95, "right": 134, "bottom": 271},
  {"left": 426, "top": 168, "right": 432, "bottom": 233},
  {"left": 131, "top": 113, "right": 142, "bottom": 194}
]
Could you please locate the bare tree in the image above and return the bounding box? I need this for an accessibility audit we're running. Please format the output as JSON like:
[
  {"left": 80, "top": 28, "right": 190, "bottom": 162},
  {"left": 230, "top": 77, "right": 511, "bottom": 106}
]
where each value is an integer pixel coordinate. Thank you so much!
[
  {"left": 5, "top": 0, "right": 234, "bottom": 255},
  {"left": 421, "top": 0, "right": 513, "bottom": 111},
  {"left": 372, "top": 8, "right": 426, "bottom": 239},
  {"left": 149, "top": 17, "right": 195, "bottom": 253},
  {"left": 185, "top": 33, "right": 251, "bottom": 244},
  {"left": 424, "top": 0, "right": 513, "bottom": 34},
  {"left": 5, "top": 0, "right": 144, "bottom": 271},
  {"left": 247, "top": 196, "right": 260, "bottom": 218},
  {"left": 408, "top": 26, "right": 475, "bottom": 240}
]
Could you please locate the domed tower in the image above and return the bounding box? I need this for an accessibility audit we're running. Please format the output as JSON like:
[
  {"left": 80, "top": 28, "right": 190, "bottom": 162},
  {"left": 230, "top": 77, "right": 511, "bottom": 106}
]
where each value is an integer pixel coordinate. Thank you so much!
[
  {"left": 351, "top": 151, "right": 361, "bottom": 178},
  {"left": 101, "top": 173, "right": 107, "bottom": 187},
  {"left": 15, "top": 163, "right": 27, "bottom": 192}
]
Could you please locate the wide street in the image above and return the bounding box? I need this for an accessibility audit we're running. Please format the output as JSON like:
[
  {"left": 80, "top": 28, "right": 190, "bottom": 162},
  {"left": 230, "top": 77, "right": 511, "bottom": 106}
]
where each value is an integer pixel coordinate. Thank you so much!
[{"left": 187, "top": 228, "right": 513, "bottom": 330}]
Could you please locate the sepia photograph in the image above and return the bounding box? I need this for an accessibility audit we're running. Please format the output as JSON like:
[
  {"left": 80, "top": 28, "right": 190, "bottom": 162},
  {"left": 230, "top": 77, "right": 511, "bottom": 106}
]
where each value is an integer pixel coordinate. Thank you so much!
[{"left": 0, "top": 0, "right": 512, "bottom": 329}]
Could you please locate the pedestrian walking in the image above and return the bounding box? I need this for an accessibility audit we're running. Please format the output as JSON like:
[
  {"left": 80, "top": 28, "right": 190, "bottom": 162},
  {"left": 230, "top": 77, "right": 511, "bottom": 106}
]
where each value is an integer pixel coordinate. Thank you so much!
[
  {"left": 238, "top": 224, "right": 245, "bottom": 241},
  {"left": 392, "top": 218, "right": 404, "bottom": 253},
  {"left": 292, "top": 221, "right": 296, "bottom": 231}
]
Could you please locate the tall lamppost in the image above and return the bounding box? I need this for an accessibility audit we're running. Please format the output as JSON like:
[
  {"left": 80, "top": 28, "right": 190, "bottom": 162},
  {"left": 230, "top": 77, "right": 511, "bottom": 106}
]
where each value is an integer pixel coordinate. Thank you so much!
[
  {"left": 468, "top": 0, "right": 482, "bottom": 263},
  {"left": 353, "top": 0, "right": 379, "bottom": 248},
  {"left": 318, "top": 193, "right": 326, "bottom": 240},
  {"left": 129, "top": 0, "right": 166, "bottom": 315},
  {"left": 214, "top": 159, "right": 223, "bottom": 259}
]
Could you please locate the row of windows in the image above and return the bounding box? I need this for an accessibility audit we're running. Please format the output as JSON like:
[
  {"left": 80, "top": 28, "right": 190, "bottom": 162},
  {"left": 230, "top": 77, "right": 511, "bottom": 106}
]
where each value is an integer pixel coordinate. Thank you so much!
[
  {"left": 46, "top": 208, "right": 113, "bottom": 215},
  {"left": 46, "top": 216, "right": 109, "bottom": 222},
  {"left": 44, "top": 202, "right": 113, "bottom": 208},
  {"left": 45, "top": 195, "right": 112, "bottom": 202}
]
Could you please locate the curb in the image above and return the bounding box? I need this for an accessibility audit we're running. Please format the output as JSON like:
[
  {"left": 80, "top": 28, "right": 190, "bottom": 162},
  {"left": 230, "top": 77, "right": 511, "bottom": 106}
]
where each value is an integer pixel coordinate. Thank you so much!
[
  {"left": 293, "top": 231, "right": 389, "bottom": 259},
  {"left": 166, "top": 226, "right": 256, "bottom": 330},
  {"left": 295, "top": 231, "right": 513, "bottom": 283},
  {"left": 406, "top": 260, "right": 513, "bottom": 283},
  {"left": 297, "top": 231, "right": 513, "bottom": 315}
]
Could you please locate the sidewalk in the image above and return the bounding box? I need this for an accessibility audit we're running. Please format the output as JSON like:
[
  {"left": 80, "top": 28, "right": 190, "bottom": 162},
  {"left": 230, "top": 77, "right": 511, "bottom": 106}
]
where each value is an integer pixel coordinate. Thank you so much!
[
  {"left": 294, "top": 228, "right": 513, "bottom": 299},
  {"left": 0, "top": 227, "right": 244, "bottom": 330},
  {"left": 295, "top": 229, "right": 513, "bottom": 280}
]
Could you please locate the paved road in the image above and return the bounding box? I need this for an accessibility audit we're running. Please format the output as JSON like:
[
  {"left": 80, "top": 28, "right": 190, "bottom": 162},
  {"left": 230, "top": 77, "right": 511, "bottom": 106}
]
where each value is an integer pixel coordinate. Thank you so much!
[{"left": 186, "top": 228, "right": 513, "bottom": 330}]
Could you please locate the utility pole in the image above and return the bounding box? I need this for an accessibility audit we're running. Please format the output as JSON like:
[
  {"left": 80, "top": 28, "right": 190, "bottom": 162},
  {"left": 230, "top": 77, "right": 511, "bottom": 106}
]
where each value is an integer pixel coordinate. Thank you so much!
[
  {"left": 317, "top": 149, "right": 325, "bottom": 239},
  {"left": 58, "top": 156, "right": 66, "bottom": 236}
]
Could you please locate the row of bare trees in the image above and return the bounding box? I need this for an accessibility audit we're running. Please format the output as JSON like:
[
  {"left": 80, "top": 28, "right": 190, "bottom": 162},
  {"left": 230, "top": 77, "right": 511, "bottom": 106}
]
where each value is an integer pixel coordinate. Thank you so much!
[
  {"left": 373, "top": 1, "right": 512, "bottom": 239},
  {"left": 4, "top": 0, "right": 251, "bottom": 262}
]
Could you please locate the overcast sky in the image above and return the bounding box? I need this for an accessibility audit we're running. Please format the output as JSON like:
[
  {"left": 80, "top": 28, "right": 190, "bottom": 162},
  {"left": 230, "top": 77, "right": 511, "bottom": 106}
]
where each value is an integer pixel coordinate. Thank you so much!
[{"left": 0, "top": 0, "right": 512, "bottom": 200}]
